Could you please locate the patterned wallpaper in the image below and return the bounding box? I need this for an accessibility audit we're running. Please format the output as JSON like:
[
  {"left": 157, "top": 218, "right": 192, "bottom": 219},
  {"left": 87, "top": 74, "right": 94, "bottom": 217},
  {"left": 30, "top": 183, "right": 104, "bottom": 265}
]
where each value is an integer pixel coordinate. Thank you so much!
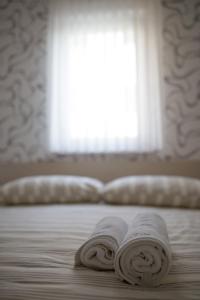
[
  {"left": 0, "top": 0, "right": 199, "bottom": 162},
  {"left": 0, "top": 0, "right": 48, "bottom": 162},
  {"left": 162, "top": 0, "right": 200, "bottom": 159}
]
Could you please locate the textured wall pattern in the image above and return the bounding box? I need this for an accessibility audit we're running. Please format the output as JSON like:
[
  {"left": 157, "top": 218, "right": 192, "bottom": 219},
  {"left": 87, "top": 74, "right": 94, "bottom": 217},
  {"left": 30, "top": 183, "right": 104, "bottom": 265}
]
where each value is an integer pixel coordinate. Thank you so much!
[
  {"left": 0, "top": 0, "right": 199, "bottom": 162},
  {"left": 162, "top": 0, "right": 200, "bottom": 159},
  {"left": 0, "top": 0, "right": 48, "bottom": 161}
]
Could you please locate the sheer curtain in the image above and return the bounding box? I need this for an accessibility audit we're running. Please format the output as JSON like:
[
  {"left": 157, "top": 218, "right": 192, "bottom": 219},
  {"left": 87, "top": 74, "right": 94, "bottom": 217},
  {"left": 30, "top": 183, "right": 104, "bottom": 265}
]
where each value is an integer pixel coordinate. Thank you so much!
[{"left": 48, "top": 0, "right": 163, "bottom": 154}]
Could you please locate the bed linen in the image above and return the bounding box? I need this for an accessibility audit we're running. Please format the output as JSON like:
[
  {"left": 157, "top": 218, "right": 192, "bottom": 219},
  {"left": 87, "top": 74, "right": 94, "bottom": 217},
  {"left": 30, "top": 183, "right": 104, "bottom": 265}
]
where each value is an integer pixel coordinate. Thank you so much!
[{"left": 0, "top": 204, "right": 200, "bottom": 300}]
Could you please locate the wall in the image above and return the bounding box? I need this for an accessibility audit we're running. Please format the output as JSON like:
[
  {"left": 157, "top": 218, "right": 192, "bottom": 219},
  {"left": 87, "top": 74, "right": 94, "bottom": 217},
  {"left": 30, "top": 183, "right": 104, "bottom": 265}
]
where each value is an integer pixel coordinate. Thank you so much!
[
  {"left": 0, "top": 0, "right": 199, "bottom": 162},
  {"left": 162, "top": 0, "right": 200, "bottom": 159},
  {"left": 0, "top": 0, "right": 48, "bottom": 161}
]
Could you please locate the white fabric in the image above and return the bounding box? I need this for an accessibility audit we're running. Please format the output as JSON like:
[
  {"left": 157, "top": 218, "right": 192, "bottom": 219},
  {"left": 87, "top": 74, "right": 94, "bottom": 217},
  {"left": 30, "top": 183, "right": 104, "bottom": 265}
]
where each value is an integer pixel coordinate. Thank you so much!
[
  {"left": 0, "top": 175, "right": 103, "bottom": 205},
  {"left": 103, "top": 175, "right": 200, "bottom": 208},
  {"left": 114, "top": 213, "right": 171, "bottom": 287},
  {"left": 1, "top": 204, "right": 200, "bottom": 299},
  {"left": 48, "top": 0, "right": 163, "bottom": 154},
  {"left": 75, "top": 216, "right": 128, "bottom": 270}
]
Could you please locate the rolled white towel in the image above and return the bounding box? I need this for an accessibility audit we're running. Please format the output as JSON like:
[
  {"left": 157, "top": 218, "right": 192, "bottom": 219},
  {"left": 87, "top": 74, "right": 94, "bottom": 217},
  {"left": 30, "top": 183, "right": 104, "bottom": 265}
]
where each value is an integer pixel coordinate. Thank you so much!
[
  {"left": 75, "top": 216, "right": 128, "bottom": 270},
  {"left": 114, "top": 213, "right": 171, "bottom": 287}
]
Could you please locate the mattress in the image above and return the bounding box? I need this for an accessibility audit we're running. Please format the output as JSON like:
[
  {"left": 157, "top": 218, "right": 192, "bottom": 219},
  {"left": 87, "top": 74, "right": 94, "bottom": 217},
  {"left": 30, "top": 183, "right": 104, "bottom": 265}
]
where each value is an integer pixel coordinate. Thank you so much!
[{"left": 0, "top": 204, "right": 200, "bottom": 300}]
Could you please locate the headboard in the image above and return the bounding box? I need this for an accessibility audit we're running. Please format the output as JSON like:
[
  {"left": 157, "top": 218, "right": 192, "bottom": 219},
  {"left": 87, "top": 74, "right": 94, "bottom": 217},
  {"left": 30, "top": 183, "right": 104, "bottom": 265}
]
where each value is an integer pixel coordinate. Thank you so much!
[{"left": 0, "top": 159, "right": 200, "bottom": 184}]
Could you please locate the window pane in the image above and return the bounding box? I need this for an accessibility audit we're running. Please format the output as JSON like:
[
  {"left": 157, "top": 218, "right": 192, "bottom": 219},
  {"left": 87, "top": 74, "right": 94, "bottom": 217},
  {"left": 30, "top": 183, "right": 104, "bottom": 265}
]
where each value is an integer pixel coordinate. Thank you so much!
[
  {"left": 48, "top": 0, "right": 163, "bottom": 153},
  {"left": 66, "top": 30, "right": 137, "bottom": 141}
]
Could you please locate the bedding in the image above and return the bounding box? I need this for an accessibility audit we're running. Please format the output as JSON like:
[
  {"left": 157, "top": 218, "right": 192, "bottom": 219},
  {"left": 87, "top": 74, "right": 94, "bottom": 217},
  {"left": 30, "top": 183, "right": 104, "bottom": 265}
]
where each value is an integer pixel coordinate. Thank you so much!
[
  {"left": 0, "top": 175, "right": 103, "bottom": 205},
  {"left": 103, "top": 176, "right": 200, "bottom": 208},
  {"left": 0, "top": 204, "right": 200, "bottom": 300}
]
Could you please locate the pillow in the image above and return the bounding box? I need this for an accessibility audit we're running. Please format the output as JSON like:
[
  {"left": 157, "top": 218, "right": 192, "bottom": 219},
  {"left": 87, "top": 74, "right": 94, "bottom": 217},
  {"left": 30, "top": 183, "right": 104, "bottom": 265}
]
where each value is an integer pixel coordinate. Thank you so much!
[
  {"left": 103, "top": 176, "right": 200, "bottom": 208},
  {"left": 0, "top": 175, "right": 103, "bottom": 205}
]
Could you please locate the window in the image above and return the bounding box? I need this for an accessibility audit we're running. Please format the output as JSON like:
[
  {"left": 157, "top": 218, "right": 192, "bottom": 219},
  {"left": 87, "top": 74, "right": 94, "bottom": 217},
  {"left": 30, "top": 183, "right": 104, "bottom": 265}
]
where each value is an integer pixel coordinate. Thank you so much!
[{"left": 48, "top": 0, "right": 163, "bottom": 154}]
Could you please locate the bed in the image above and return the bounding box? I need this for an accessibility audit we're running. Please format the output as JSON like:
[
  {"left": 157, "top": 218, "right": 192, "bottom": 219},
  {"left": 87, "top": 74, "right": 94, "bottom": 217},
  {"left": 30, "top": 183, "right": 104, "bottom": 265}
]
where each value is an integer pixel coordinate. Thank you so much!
[{"left": 0, "top": 160, "right": 200, "bottom": 300}]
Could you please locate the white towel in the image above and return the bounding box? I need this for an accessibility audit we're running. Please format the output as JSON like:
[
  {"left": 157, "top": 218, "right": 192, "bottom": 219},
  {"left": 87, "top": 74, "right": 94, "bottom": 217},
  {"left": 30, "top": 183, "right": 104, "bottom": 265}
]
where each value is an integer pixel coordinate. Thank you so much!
[
  {"left": 75, "top": 216, "right": 128, "bottom": 270},
  {"left": 114, "top": 213, "right": 172, "bottom": 287}
]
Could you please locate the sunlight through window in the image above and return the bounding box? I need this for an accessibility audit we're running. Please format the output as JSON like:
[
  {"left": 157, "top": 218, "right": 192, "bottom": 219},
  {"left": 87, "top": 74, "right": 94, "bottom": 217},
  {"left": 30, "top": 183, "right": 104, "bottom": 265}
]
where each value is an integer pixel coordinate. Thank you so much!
[{"left": 48, "top": 0, "right": 162, "bottom": 153}]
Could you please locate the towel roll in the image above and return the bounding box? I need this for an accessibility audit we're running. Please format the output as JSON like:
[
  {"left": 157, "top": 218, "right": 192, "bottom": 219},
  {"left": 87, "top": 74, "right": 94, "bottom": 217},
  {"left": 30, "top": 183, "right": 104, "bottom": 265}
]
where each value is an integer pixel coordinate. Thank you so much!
[
  {"left": 75, "top": 216, "right": 128, "bottom": 270},
  {"left": 114, "top": 213, "right": 171, "bottom": 287}
]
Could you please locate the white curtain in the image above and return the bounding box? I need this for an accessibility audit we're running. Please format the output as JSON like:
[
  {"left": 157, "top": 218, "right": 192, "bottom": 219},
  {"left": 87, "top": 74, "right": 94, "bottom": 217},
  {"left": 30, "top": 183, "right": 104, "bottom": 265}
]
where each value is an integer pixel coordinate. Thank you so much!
[{"left": 47, "top": 0, "right": 163, "bottom": 154}]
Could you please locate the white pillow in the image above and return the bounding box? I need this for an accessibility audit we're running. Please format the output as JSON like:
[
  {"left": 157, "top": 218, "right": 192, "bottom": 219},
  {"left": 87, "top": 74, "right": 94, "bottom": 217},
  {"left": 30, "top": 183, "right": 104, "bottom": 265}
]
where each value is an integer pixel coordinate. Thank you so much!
[
  {"left": 0, "top": 175, "right": 103, "bottom": 205},
  {"left": 103, "top": 176, "right": 200, "bottom": 208}
]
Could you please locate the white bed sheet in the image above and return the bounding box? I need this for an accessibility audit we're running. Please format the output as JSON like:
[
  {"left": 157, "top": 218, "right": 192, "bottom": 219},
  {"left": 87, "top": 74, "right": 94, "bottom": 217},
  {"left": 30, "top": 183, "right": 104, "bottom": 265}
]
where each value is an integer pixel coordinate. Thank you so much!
[{"left": 0, "top": 204, "right": 200, "bottom": 300}]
